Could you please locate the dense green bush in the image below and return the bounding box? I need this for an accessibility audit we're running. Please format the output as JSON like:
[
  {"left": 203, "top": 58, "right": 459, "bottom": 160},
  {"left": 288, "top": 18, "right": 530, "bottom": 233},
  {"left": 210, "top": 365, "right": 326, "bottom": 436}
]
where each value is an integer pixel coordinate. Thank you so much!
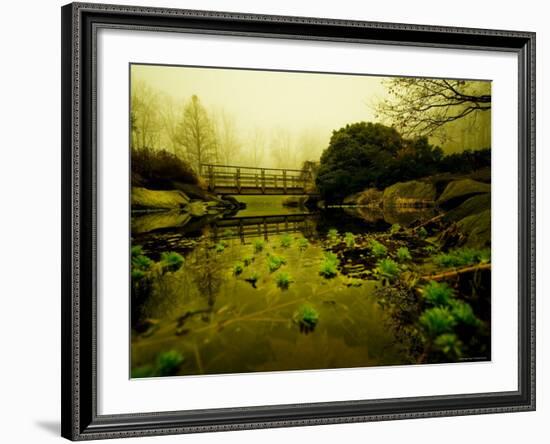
[{"left": 132, "top": 147, "right": 199, "bottom": 188}]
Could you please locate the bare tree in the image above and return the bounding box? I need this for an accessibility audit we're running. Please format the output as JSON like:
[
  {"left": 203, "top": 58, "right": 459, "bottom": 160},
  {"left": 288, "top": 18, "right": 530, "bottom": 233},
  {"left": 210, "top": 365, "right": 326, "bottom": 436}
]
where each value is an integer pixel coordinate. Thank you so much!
[
  {"left": 376, "top": 78, "right": 491, "bottom": 140},
  {"left": 246, "top": 127, "right": 266, "bottom": 167},
  {"left": 174, "top": 95, "right": 217, "bottom": 173},
  {"left": 270, "top": 128, "right": 295, "bottom": 169},
  {"left": 212, "top": 110, "right": 241, "bottom": 166},
  {"left": 131, "top": 80, "right": 162, "bottom": 149}
]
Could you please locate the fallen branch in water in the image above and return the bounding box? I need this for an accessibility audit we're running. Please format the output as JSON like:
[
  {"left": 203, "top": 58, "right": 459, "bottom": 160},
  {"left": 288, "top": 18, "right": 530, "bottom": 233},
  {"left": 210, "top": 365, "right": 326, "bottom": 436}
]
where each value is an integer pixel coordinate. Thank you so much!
[{"left": 421, "top": 263, "right": 491, "bottom": 281}]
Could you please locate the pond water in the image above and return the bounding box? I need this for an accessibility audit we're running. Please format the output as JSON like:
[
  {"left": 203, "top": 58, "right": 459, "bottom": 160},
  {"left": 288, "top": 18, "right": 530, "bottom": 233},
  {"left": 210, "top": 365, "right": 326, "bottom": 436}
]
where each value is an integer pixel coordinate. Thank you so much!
[{"left": 130, "top": 196, "right": 435, "bottom": 377}]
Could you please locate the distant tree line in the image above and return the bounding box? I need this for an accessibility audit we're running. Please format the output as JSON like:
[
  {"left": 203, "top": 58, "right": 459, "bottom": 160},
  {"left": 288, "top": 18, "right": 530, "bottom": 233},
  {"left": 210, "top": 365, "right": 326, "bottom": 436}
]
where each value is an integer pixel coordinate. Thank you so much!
[{"left": 316, "top": 122, "right": 490, "bottom": 201}]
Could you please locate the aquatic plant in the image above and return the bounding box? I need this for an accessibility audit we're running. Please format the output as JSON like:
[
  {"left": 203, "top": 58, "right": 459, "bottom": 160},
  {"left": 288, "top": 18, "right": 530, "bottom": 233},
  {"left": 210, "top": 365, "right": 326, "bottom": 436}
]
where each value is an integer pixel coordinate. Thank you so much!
[
  {"left": 344, "top": 232, "right": 355, "bottom": 248},
  {"left": 233, "top": 261, "right": 245, "bottom": 276},
  {"left": 293, "top": 304, "right": 319, "bottom": 333},
  {"left": 435, "top": 248, "right": 491, "bottom": 268},
  {"left": 319, "top": 251, "right": 340, "bottom": 278},
  {"left": 131, "top": 245, "right": 145, "bottom": 257},
  {"left": 131, "top": 365, "right": 155, "bottom": 378},
  {"left": 449, "top": 300, "right": 480, "bottom": 327},
  {"left": 396, "top": 246, "right": 412, "bottom": 262},
  {"left": 280, "top": 233, "right": 293, "bottom": 248},
  {"left": 434, "top": 333, "right": 463, "bottom": 359},
  {"left": 244, "top": 271, "right": 260, "bottom": 288},
  {"left": 390, "top": 223, "right": 401, "bottom": 234},
  {"left": 222, "top": 228, "right": 235, "bottom": 237},
  {"left": 327, "top": 228, "right": 339, "bottom": 243},
  {"left": 156, "top": 350, "right": 184, "bottom": 376},
  {"left": 131, "top": 252, "right": 153, "bottom": 271},
  {"left": 131, "top": 269, "right": 147, "bottom": 281},
  {"left": 214, "top": 242, "right": 225, "bottom": 253},
  {"left": 417, "top": 226, "right": 428, "bottom": 239},
  {"left": 375, "top": 258, "right": 399, "bottom": 280},
  {"left": 422, "top": 281, "right": 454, "bottom": 306},
  {"left": 267, "top": 254, "right": 287, "bottom": 273},
  {"left": 242, "top": 255, "right": 254, "bottom": 266},
  {"left": 424, "top": 245, "right": 438, "bottom": 254},
  {"left": 253, "top": 239, "right": 265, "bottom": 253},
  {"left": 275, "top": 271, "right": 293, "bottom": 289},
  {"left": 159, "top": 251, "right": 185, "bottom": 273},
  {"left": 369, "top": 239, "right": 388, "bottom": 257},
  {"left": 419, "top": 307, "right": 456, "bottom": 338},
  {"left": 298, "top": 237, "right": 310, "bottom": 250}
]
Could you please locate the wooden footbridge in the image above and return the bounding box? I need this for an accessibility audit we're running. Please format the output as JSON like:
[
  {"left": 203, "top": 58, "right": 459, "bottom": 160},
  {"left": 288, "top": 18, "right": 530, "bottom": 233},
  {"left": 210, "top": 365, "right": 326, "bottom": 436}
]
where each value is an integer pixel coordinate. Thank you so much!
[{"left": 200, "top": 163, "right": 316, "bottom": 195}]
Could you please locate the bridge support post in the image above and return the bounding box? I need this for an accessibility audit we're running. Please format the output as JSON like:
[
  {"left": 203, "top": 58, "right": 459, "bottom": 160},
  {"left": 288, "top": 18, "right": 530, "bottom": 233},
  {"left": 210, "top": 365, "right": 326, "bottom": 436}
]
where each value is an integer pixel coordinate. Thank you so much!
[{"left": 283, "top": 170, "right": 287, "bottom": 194}]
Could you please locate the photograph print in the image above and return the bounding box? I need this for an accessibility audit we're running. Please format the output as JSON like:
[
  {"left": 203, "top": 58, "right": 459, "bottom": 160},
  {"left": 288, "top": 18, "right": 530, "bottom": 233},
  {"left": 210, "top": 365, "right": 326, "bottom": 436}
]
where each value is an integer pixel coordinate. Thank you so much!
[{"left": 129, "top": 64, "right": 491, "bottom": 378}]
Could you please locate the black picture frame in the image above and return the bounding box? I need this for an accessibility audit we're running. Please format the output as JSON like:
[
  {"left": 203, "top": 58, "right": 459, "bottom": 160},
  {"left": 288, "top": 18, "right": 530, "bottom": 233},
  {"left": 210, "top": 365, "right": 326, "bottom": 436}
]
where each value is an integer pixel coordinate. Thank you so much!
[{"left": 61, "top": 2, "right": 536, "bottom": 440}]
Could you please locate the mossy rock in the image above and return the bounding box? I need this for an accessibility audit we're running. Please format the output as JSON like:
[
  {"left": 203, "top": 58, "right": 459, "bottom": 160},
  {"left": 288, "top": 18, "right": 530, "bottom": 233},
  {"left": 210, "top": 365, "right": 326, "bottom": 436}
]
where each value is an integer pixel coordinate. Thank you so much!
[
  {"left": 456, "top": 209, "right": 491, "bottom": 248},
  {"left": 437, "top": 179, "right": 490, "bottom": 208},
  {"left": 344, "top": 188, "right": 383, "bottom": 206},
  {"left": 282, "top": 195, "right": 309, "bottom": 207},
  {"left": 383, "top": 180, "right": 436, "bottom": 207},
  {"left": 444, "top": 193, "right": 491, "bottom": 223},
  {"left": 131, "top": 187, "right": 189, "bottom": 210}
]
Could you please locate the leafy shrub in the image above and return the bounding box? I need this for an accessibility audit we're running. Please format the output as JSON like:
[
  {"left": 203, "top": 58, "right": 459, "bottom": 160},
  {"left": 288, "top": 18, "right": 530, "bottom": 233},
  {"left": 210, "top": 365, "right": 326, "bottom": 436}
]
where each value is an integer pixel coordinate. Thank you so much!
[
  {"left": 375, "top": 258, "right": 399, "bottom": 280},
  {"left": 233, "top": 261, "right": 245, "bottom": 275},
  {"left": 132, "top": 251, "right": 153, "bottom": 271},
  {"left": 419, "top": 307, "right": 456, "bottom": 338},
  {"left": 131, "top": 269, "right": 147, "bottom": 281},
  {"left": 435, "top": 248, "right": 491, "bottom": 268},
  {"left": 434, "top": 333, "right": 463, "bottom": 359},
  {"left": 449, "top": 300, "right": 480, "bottom": 327},
  {"left": 159, "top": 251, "right": 184, "bottom": 273},
  {"left": 280, "top": 234, "right": 293, "bottom": 248},
  {"left": 253, "top": 239, "right": 265, "bottom": 253},
  {"left": 131, "top": 365, "right": 155, "bottom": 378},
  {"left": 369, "top": 239, "right": 388, "bottom": 257},
  {"left": 422, "top": 281, "right": 454, "bottom": 306},
  {"left": 131, "top": 245, "right": 145, "bottom": 257},
  {"left": 267, "top": 254, "right": 287, "bottom": 273},
  {"left": 293, "top": 304, "right": 319, "bottom": 333},
  {"left": 396, "top": 246, "right": 412, "bottom": 262},
  {"left": 275, "top": 272, "right": 293, "bottom": 289},
  {"left": 344, "top": 232, "right": 356, "bottom": 248},
  {"left": 156, "top": 350, "right": 184, "bottom": 376}
]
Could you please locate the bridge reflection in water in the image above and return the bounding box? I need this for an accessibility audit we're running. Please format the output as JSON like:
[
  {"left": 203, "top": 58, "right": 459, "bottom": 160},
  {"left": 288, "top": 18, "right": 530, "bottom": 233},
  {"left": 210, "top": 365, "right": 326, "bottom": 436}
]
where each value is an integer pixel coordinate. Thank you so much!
[{"left": 211, "top": 213, "right": 316, "bottom": 243}]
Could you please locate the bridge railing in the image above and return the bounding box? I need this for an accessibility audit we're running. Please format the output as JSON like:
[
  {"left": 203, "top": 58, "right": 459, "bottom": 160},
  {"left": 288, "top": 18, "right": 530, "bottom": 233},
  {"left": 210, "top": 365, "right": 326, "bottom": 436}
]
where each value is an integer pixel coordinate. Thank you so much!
[{"left": 200, "top": 163, "right": 313, "bottom": 193}]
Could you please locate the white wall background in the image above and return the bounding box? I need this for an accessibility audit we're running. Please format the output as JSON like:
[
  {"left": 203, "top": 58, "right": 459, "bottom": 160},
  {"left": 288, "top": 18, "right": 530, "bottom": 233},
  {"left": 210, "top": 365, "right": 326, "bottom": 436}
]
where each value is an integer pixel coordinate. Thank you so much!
[{"left": 0, "top": 0, "right": 545, "bottom": 443}]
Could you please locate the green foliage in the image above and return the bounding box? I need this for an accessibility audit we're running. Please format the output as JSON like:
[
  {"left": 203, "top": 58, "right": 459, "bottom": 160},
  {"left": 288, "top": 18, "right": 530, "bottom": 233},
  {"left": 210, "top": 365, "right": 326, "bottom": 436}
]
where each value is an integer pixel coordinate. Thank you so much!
[
  {"left": 319, "top": 251, "right": 340, "bottom": 278},
  {"left": 253, "top": 239, "right": 265, "bottom": 253},
  {"left": 222, "top": 228, "right": 235, "bottom": 237},
  {"left": 449, "top": 300, "right": 481, "bottom": 327},
  {"left": 344, "top": 232, "right": 356, "bottom": 248},
  {"left": 233, "top": 261, "right": 245, "bottom": 276},
  {"left": 419, "top": 307, "right": 456, "bottom": 338},
  {"left": 156, "top": 350, "right": 184, "bottom": 376},
  {"left": 131, "top": 365, "right": 155, "bottom": 378},
  {"left": 298, "top": 238, "right": 310, "bottom": 250},
  {"left": 267, "top": 254, "right": 287, "bottom": 273},
  {"left": 369, "top": 239, "right": 388, "bottom": 257},
  {"left": 435, "top": 248, "right": 491, "bottom": 268},
  {"left": 424, "top": 245, "right": 438, "bottom": 254},
  {"left": 275, "top": 272, "right": 293, "bottom": 290},
  {"left": 280, "top": 234, "right": 293, "bottom": 248},
  {"left": 131, "top": 251, "right": 153, "bottom": 271},
  {"left": 434, "top": 333, "right": 463, "bottom": 359},
  {"left": 159, "top": 251, "right": 184, "bottom": 273},
  {"left": 131, "top": 269, "right": 147, "bottom": 281},
  {"left": 293, "top": 305, "right": 320, "bottom": 332},
  {"left": 396, "top": 246, "right": 412, "bottom": 262},
  {"left": 422, "top": 281, "right": 454, "bottom": 306},
  {"left": 390, "top": 223, "right": 401, "bottom": 234},
  {"left": 214, "top": 242, "right": 225, "bottom": 253},
  {"left": 131, "top": 245, "right": 145, "bottom": 257},
  {"left": 242, "top": 255, "right": 254, "bottom": 266},
  {"left": 375, "top": 258, "right": 399, "bottom": 280},
  {"left": 417, "top": 227, "right": 428, "bottom": 239},
  {"left": 327, "top": 228, "right": 339, "bottom": 243}
]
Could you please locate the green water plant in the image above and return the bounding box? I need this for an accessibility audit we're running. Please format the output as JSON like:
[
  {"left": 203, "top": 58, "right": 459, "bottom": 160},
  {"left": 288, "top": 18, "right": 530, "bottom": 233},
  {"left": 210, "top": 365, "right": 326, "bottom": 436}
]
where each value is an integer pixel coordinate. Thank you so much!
[
  {"left": 298, "top": 237, "right": 309, "bottom": 250},
  {"left": 449, "top": 300, "right": 481, "bottom": 327},
  {"left": 253, "top": 239, "right": 265, "bottom": 253},
  {"left": 396, "top": 246, "right": 412, "bottom": 262},
  {"left": 156, "top": 350, "right": 184, "bottom": 376},
  {"left": 293, "top": 304, "right": 319, "bottom": 333},
  {"left": 344, "top": 232, "right": 355, "bottom": 248},
  {"left": 242, "top": 255, "right": 254, "bottom": 266},
  {"left": 267, "top": 254, "right": 287, "bottom": 273},
  {"left": 369, "top": 239, "right": 388, "bottom": 257},
  {"left": 435, "top": 248, "right": 491, "bottom": 268},
  {"left": 159, "top": 251, "right": 185, "bottom": 273},
  {"left": 375, "top": 258, "right": 399, "bottom": 281},
  {"left": 131, "top": 365, "right": 155, "bottom": 379},
  {"left": 319, "top": 251, "right": 340, "bottom": 278},
  {"left": 131, "top": 247, "right": 153, "bottom": 271},
  {"left": 214, "top": 242, "right": 225, "bottom": 253},
  {"left": 280, "top": 233, "right": 293, "bottom": 248},
  {"left": 434, "top": 333, "right": 463, "bottom": 359},
  {"left": 390, "top": 223, "right": 401, "bottom": 234},
  {"left": 233, "top": 261, "right": 245, "bottom": 276},
  {"left": 422, "top": 281, "right": 454, "bottom": 306},
  {"left": 419, "top": 307, "right": 456, "bottom": 338},
  {"left": 417, "top": 226, "right": 428, "bottom": 239},
  {"left": 275, "top": 271, "right": 293, "bottom": 289},
  {"left": 327, "top": 228, "right": 339, "bottom": 243}
]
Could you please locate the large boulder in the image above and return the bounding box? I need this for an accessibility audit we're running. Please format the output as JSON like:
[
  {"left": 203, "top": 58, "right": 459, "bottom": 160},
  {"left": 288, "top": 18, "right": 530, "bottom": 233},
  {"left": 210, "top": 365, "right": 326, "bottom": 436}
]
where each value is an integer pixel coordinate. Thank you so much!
[
  {"left": 444, "top": 193, "right": 491, "bottom": 223},
  {"left": 282, "top": 195, "right": 309, "bottom": 207},
  {"left": 344, "top": 188, "right": 383, "bottom": 207},
  {"left": 383, "top": 180, "right": 436, "bottom": 207},
  {"left": 457, "top": 209, "right": 491, "bottom": 248},
  {"left": 437, "top": 179, "right": 490, "bottom": 208},
  {"left": 131, "top": 187, "right": 189, "bottom": 210}
]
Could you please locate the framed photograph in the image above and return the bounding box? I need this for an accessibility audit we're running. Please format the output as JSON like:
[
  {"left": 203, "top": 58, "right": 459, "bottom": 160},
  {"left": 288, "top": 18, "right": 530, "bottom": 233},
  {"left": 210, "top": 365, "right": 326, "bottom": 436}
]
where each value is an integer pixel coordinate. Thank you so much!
[{"left": 61, "top": 2, "right": 535, "bottom": 440}]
